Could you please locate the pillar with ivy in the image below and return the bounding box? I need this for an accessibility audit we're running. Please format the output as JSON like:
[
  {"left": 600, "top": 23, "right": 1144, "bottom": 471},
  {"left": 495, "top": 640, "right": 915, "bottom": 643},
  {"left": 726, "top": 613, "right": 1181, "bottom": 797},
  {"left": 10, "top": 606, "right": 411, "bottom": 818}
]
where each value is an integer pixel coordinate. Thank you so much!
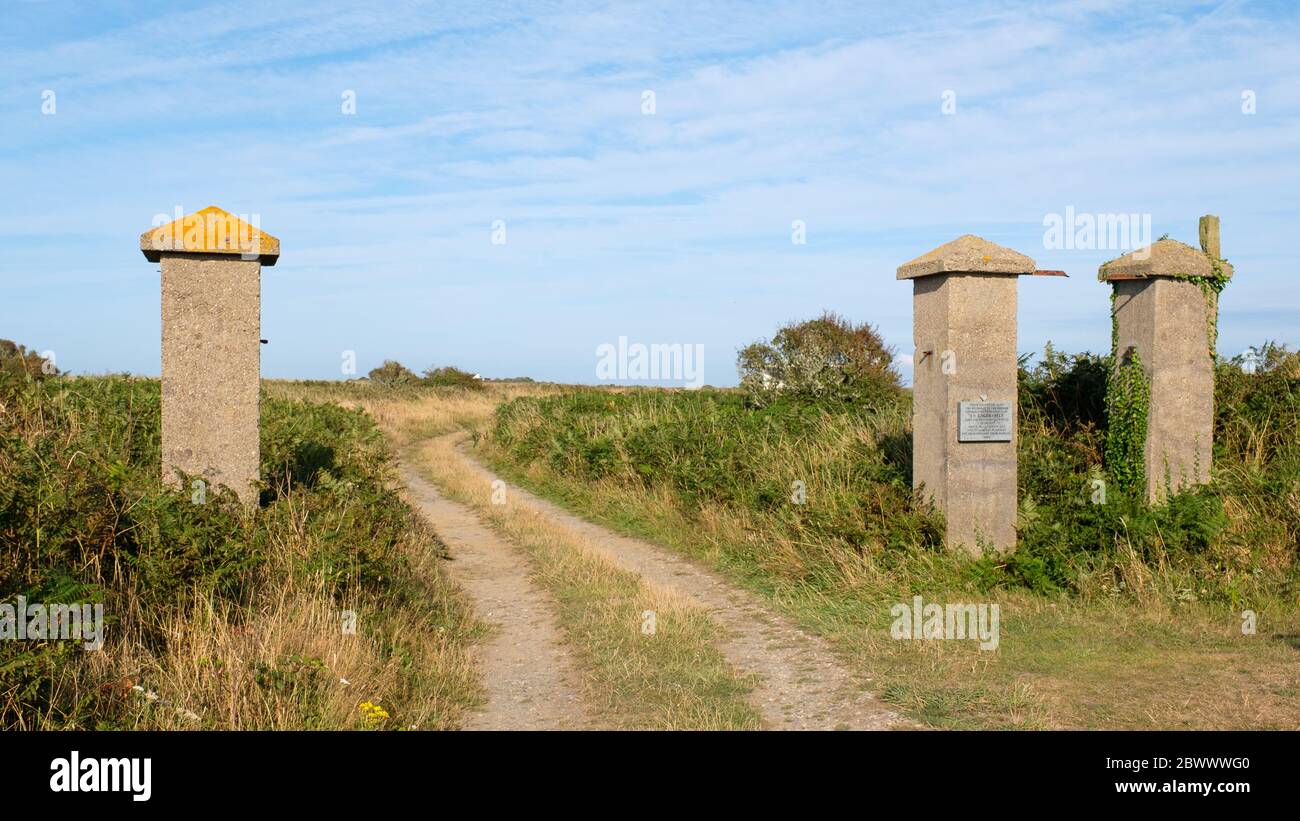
[{"left": 1098, "top": 216, "right": 1231, "bottom": 503}]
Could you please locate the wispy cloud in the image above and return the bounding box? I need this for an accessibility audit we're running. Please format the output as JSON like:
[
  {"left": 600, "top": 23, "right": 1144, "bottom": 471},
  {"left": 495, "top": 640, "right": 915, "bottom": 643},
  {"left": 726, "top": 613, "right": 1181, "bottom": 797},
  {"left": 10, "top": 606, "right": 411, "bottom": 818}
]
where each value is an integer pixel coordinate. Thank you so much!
[{"left": 2, "top": 0, "right": 1297, "bottom": 382}]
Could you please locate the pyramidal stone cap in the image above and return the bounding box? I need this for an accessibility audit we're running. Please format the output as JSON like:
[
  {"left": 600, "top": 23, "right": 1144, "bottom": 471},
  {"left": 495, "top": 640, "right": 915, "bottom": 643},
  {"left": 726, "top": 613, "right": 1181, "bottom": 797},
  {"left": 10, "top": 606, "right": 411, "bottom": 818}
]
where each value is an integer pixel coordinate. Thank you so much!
[
  {"left": 140, "top": 205, "right": 280, "bottom": 266},
  {"left": 1098, "top": 238, "right": 1231, "bottom": 282},
  {"left": 896, "top": 234, "right": 1036, "bottom": 280}
]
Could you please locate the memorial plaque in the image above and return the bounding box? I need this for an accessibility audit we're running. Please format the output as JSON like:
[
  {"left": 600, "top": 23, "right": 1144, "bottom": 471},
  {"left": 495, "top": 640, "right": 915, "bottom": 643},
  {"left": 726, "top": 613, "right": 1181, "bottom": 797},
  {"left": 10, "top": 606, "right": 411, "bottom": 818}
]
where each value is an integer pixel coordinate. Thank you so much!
[{"left": 958, "top": 400, "right": 1013, "bottom": 442}]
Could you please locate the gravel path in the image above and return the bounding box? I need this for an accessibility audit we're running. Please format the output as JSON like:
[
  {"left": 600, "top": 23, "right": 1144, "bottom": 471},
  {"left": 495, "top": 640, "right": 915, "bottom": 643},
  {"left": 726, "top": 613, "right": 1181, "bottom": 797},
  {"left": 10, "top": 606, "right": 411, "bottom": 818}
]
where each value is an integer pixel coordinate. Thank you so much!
[{"left": 402, "top": 465, "right": 597, "bottom": 730}]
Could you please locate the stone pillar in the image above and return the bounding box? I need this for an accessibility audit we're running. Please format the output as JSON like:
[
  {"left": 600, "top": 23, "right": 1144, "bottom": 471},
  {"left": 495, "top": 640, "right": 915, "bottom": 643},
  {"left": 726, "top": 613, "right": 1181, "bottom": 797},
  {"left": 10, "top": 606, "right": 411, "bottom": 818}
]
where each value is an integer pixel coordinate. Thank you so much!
[
  {"left": 898, "top": 234, "right": 1050, "bottom": 554},
  {"left": 140, "top": 206, "right": 280, "bottom": 504},
  {"left": 1099, "top": 219, "right": 1229, "bottom": 502}
]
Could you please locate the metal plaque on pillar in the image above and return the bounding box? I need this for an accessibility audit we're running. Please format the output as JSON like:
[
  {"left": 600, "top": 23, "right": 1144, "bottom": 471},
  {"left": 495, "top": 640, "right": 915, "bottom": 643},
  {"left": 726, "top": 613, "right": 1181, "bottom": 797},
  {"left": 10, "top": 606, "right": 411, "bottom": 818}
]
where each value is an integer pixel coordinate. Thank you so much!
[{"left": 958, "top": 400, "right": 1013, "bottom": 442}]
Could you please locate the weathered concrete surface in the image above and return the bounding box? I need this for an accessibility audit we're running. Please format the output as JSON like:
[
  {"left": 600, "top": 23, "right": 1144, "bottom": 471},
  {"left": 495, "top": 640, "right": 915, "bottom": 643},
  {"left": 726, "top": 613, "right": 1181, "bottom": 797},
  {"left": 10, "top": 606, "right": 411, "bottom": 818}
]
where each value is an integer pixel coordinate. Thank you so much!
[
  {"left": 143, "top": 207, "right": 279, "bottom": 505},
  {"left": 1199, "top": 215, "right": 1221, "bottom": 260},
  {"left": 159, "top": 253, "right": 263, "bottom": 502},
  {"left": 1099, "top": 238, "right": 1232, "bottom": 281},
  {"left": 1110, "top": 277, "right": 1215, "bottom": 502},
  {"left": 902, "top": 235, "right": 1034, "bottom": 554},
  {"left": 1102, "top": 231, "right": 1222, "bottom": 503},
  {"left": 911, "top": 273, "right": 1020, "bottom": 553},
  {"left": 898, "top": 234, "right": 1036, "bottom": 279}
]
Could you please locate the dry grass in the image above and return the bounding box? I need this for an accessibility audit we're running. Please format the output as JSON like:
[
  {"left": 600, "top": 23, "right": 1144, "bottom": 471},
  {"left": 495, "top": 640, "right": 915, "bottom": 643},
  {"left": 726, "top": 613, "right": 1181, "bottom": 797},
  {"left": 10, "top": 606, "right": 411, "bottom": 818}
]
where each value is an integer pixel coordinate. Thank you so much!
[
  {"left": 28, "top": 502, "right": 483, "bottom": 731},
  {"left": 487, "top": 457, "right": 1300, "bottom": 729},
  {"left": 2, "top": 377, "right": 485, "bottom": 730},
  {"left": 265, "top": 380, "right": 554, "bottom": 447}
]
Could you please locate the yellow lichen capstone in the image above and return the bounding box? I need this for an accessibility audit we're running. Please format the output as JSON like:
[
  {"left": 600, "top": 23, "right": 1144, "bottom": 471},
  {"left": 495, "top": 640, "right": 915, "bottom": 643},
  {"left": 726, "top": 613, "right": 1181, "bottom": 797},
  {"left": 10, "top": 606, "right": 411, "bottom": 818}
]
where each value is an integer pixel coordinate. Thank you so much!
[{"left": 140, "top": 205, "right": 280, "bottom": 265}]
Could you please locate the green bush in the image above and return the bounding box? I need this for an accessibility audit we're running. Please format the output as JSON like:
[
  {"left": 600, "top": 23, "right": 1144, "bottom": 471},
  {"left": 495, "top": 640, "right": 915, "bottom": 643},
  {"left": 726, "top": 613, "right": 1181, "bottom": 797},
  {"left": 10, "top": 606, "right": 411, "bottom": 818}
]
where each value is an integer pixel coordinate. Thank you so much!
[
  {"left": 1001, "top": 342, "right": 1298, "bottom": 598},
  {"left": 423, "top": 365, "right": 484, "bottom": 390},
  {"left": 1104, "top": 347, "right": 1150, "bottom": 495},
  {"left": 737, "top": 312, "right": 901, "bottom": 409},
  {"left": 0, "top": 339, "right": 57, "bottom": 380},
  {"left": 493, "top": 388, "right": 944, "bottom": 558},
  {"left": 493, "top": 341, "right": 1298, "bottom": 603},
  {"left": 1018, "top": 342, "right": 1108, "bottom": 432},
  {"left": 367, "top": 360, "right": 418, "bottom": 386},
  {"left": 0, "top": 374, "right": 423, "bottom": 728}
]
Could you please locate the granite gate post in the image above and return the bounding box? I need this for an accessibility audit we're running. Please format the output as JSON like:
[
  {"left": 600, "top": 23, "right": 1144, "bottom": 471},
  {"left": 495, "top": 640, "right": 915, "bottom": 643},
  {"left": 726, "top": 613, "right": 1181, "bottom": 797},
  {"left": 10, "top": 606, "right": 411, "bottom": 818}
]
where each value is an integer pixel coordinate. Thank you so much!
[
  {"left": 1099, "top": 216, "right": 1228, "bottom": 503},
  {"left": 140, "top": 206, "right": 280, "bottom": 504},
  {"left": 898, "top": 234, "right": 1062, "bottom": 554}
]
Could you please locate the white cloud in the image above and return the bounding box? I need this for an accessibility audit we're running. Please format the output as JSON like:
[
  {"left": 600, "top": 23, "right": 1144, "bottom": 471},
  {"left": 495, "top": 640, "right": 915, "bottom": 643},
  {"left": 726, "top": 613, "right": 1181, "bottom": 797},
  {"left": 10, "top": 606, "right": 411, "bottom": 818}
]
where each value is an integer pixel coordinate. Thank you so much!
[{"left": 2, "top": 0, "right": 1297, "bottom": 379}]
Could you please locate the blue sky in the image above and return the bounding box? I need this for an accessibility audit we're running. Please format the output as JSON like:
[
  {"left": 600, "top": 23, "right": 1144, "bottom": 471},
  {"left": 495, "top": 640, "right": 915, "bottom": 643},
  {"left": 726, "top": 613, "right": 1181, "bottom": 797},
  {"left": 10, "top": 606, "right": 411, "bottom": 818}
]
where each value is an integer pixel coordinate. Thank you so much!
[{"left": 2, "top": 0, "right": 1297, "bottom": 385}]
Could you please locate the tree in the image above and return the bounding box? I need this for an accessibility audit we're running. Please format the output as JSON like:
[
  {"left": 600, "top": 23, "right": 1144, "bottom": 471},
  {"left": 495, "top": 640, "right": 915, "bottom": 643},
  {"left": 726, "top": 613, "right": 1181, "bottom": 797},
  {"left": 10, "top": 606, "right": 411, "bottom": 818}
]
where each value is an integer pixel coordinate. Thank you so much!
[
  {"left": 736, "top": 312, "right": 900, "bottom": 407},
  {"left": 367, "top": 360, "right": 418, "bottom": 386},
  {"left": 0, "top": 339, "right": 57, "bottom": 379}
]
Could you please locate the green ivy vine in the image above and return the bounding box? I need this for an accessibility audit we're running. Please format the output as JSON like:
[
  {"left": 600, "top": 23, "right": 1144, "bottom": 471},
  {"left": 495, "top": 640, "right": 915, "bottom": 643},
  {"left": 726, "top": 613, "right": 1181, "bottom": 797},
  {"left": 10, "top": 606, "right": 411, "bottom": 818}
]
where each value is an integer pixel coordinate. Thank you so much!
[
  {"left": 1170, "top": 255, "right": 1230, "bottom": 361},
  {"left": 1102, "top": 239, "right": 1225, "bottom": 494},
  {"left": 1105, "top": 289, "right": 1150, "bottom": 495}
]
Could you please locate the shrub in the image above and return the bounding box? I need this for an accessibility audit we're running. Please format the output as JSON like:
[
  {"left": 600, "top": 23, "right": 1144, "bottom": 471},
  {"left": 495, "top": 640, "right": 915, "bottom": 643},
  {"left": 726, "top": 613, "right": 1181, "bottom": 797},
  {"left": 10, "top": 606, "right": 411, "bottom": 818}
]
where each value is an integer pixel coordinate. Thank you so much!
[
  {"left": 1004, "top": 342, "right": 1297, "bottom": 599},
  {"left": 423, "top": 365, "right": 484, "bottom": 390},
  {"left": 491, "top": 388, "right": 944, "bottom": 564},
  {"left": 1019, "top": 342, "right": 1108, "bottom": 433},
  {"left": 367, "top": 360, "right": 418, "bottom": 386},
  {"left": 1104, "top": 346, "right": 1150, "bottom": 495},
  {"left": 0, "top": 340, "right": 58, "bottom": 401},
  {"left": 0, "top": 339, "right": 56, "bottom": 377},
  {"left": 493, "top": 341, "right": 1298, "bottom": 604},
  {"left": 737, "top": 312, "right": 900, "bottom": 408},
  {"left": 0, "top": 375, "right": 438, "bottom": 728}
]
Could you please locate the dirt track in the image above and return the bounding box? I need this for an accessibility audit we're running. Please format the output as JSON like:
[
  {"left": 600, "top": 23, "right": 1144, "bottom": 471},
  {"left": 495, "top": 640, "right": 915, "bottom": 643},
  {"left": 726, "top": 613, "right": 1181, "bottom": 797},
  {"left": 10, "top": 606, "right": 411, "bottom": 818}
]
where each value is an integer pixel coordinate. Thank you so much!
[{"left": 405, "top": 432, "right": 908, "bottom": 730}]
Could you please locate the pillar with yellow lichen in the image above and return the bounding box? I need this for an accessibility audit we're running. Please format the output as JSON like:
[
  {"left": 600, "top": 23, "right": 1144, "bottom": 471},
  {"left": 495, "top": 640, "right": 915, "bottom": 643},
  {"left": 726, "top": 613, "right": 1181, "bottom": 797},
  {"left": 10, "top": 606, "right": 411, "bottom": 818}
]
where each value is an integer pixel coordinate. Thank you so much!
[{"left": 140, "top": 206, "right": 280, "bottom": 504}]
